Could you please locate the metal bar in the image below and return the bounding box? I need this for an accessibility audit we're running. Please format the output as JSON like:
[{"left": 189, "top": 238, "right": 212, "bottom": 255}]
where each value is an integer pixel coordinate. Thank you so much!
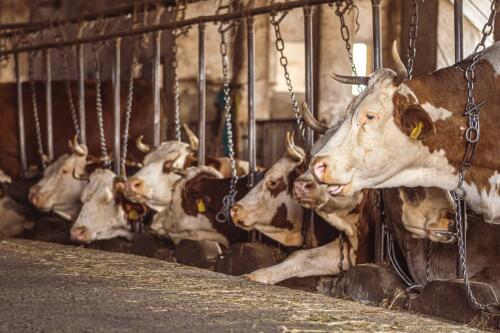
[
  {"left": 153, "top": 31, "right": 162, "bottom": 147},
  {"left": 304, "top": 5, "right": 316, "bottom": 249},
  {"left": 0, "top": 0, "right": 170, "bottom": 36},
  {"left": 454, "top": 0, "right": 464, "bottom": 280},
  {"left": 454, "top": 0, "right": 464, "bottom": 62},
  {"left": 372, "top": 0, "right": 382, "bottom": 70},
  {"left": 246, "top": 16, "right": 256, "bottom": 188},
  {"left": 0, "top": 0, "right": 341, "bottom": 57},
  {"left": 197, "top": 23, "right": 206, "bottom": 166},
  {"left": 77, "top": 44, "right": 86, "bottom": 144},
  {"left": 15, "top": 53, "right": 28, "bottom": 175},
  {"left": 44, "top": 49, "right": 54, "bottom": 160},
  {"left": 113, "top": 38, "right": 121, "bottom": 175}
]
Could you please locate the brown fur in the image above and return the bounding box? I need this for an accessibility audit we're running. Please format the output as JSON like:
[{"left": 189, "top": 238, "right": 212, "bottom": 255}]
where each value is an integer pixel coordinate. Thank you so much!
[
  {"left": 404, "top": 60, "right": 500, "bottom": 193},
  {"left": 269, "top": 204, "right": 293, "bottom": 230},
  {"left": 268, "top": 177, "right": 287, "bottom": 198},
  {"left": 0, "top": 80, "right": 166, "bottom": 179},
  {"left": 399, "top": 187, "right": 426, "bottom": 206},
  {"left": 352, "top": 189, "right": 377, "bottom": 264}
]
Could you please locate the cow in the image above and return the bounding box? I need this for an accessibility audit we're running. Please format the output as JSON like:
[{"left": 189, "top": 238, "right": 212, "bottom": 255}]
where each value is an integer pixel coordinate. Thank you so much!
[
  {"left": 310, "top": 42, "right": 500, "bottom": 224},
  {"left": 124, "top": 124, "right": 249, "bottom": 212},
  {"left": 0, "top": 169, "right": 34, "bottom": 237},
  {"left": 150, "top": 166, "right": 252, "bottom": 247},
  {"left": 69, "top": 169, "right": 147, "bottom": 243},
  {"left": 0, "top": 80, "right": 164, "bottom": 179},
  {"left": 28, "top": 137, "right": 93, "bottom": 220}
]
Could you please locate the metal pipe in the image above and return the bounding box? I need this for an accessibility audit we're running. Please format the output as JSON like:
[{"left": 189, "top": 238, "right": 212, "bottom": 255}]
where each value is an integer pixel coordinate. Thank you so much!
[
  {"left": 44, "top": 49, "right": 54, "bottom": 160},
  {"left": 15, "top": 53, "right": 27, "bottom": 175},
  {"left": 153, "top": 31, "right": 162, "bottom": 147},
  {"left": 197, "top": 23, "right": 206, "bottom": 166},
  {"left": 246, "top": 16, "right": 256, "bottom": 188},
  {"left": 77, "top": 44, "right": 86, "bottom": 144},
  {"left": 454, "top": 0, "right": 463, "bottom": 62},
  {"left": 1, "top": 0, "right": 341, "bottom": 57},
  {"left": 371, "top": 0, "right": 382, "bottom": 70},
  {"left": 113, "top": 38, "right": 121, "bottom": 175}
]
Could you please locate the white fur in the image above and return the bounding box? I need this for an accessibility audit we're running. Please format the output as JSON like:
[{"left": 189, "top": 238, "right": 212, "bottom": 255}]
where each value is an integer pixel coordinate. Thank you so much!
[{"left": 421, "top": 102, "right": 453, "bottom": 121}]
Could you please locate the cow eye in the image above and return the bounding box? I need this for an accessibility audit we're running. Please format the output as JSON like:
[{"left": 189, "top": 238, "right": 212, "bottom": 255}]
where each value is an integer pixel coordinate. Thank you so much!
[
  {"left": 266, "top": 179, "right": 277, "bottom": 189},
  {"left": 366, "top": 114, "right": 375, "bottom": 121},
  {"left": 61, "top": 168, "right": 70, "bottom": 174}
]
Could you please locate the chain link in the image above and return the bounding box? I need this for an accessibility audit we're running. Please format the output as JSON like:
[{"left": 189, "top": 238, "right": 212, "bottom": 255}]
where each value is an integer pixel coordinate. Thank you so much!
[
  {"left": 215, "top": 23, "right": 239, "bottom": 224},
  {"left": 270, "top": 12, "right": 306, "bottom": 142},
  {"left": 93, "top": 44, "right": 109, "bottom": 167},
  {"left": 425, "top": 240, "right": 433, "bottom": 284},
  {"left": 338, "top": 231, "right": 345, "bottom": 274},
  {"left": 330, "top": 0, "right": 361, "bottom": 92},
  {"left": 450, "top": 0, "right": 497, "bottom": 311},
  {"left": 28, "top": 52, "right": 47, "bottom": 168},
  {"left": 406, "top": 0, "right": 419, "bottom": 79},
  {"left": 171, "top": 32, "right": 182, "bottom": 141}
]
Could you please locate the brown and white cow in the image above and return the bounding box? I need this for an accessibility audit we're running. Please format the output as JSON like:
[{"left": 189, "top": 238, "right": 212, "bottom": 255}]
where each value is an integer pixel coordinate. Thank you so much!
[
  {"left": 150, "top": 166, "right": 250, "bottom": 247},
  {"left": 29, "top": 137, "right": 92, "bottom": 220},
  {"left": 70, "top": 169, "right": 147, "bottom": 243},
  {"left": 311, "top": 42, "right": 500, "bottom": 223},
  {"left": 124, "top": 125, "right": 249, "bottom": 212}
]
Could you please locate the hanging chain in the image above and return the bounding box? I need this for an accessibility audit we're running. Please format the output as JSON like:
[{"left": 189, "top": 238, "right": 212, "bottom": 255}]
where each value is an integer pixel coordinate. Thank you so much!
[
  {"left": 93, "top": 44, "right": 109, "bottom": 166},
  {"left": 449, "top": 0, "right": 497, "bottom": 311},
  {"left": 338, "top": 231, "right": 345, "bottom": 274},
  {"left": 121, "top": 50, "right": 138, "bottom": 177},
  {"left": 330, "top": 0, "right": 361, "bottom": 92},
  {"left": 171, "top": 33, "right": 182, "bottom": 141},
  {"left": 28, "top": 52, "right": 47, "bottom": 168},
  {"left": 425, "top": 240, "right": 433, "bottom": 284},
  {"left": 406, "top": 0, "right": 419, "bottom": 79},
  {"left": 270, "top": 12, "right": 306, "bottom": 142},
  {"left": 215, "top": 23, "right": 239, "bottom": 224}
]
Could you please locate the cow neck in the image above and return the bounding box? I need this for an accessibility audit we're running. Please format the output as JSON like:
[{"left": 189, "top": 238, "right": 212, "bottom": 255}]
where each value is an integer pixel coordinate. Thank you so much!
[{"left": 405, "top": 59, "right": 500, "bottom": 193}]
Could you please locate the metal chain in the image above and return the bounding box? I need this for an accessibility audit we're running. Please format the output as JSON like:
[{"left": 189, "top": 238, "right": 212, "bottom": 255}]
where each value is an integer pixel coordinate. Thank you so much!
[
  {"left": 331, "top": 0, "right": 361, "bottom": 92},
  {"left": 450, "top": 0, "right": 497, "bottom": 311},
  {"left": 215, "top": 24, "right": 239, "bottom": 224},
  {"left": 171, "top": 32, "right": 182, "bottom": 141},
  {"left": 425, "top": 240, "right": 433, "bottom": 284},
  {"left": 120, "top": 51, "right": 138, "bottom": 177},
  {"left": 93, "top": 44, "right": 109, "bottom": 166},
  {"left": 406, "top": 0, "right": 419, "bottom": 79},
  {"left": 338, "top": 231, "right": 345, "bottom": 274},
  {"left": 28, "top": 52, "right": 47, "bottom": 168},
  {"left": 270, "top": 12, "right": 306, "bottom": 142}
]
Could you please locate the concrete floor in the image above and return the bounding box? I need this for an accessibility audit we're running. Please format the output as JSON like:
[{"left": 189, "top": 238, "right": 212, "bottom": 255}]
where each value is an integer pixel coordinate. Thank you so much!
[{"left": 0, "top": 239, "right": 486, "bottom": 333}]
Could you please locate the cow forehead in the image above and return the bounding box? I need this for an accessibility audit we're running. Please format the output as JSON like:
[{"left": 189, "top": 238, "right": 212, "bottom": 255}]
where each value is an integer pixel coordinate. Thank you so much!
[
  {"left": 143, "top": 141, "right": 191, "bottom": 165},
  {"left": 82, "top": 169, "right": 116, "bottom": 199},
  {"left": 43, "top": 154, "right": 71, "bottom": 176}
]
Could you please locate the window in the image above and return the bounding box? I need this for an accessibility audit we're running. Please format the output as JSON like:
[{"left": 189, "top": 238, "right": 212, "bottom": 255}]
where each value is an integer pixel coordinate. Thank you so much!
[{"left": 352, "top": 43, "right": 368, "bottom": 96}]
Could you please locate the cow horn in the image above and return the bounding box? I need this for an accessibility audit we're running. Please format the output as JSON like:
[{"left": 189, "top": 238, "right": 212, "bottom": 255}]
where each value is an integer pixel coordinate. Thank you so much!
[
  {"left": 330, "top": 73, "right": 370, "bottom": 86},
  {"left": 72, "top": 168, "right": 89, "bottom": 181},
  {"left": 392, "top": 40, "right": 408, "bottom": 84},
  {"left": 69, "top": 135, "right": 88, "bottom": 157},
  {"left": 183, "top": 124, "right": 199, "bottom": 151},
  {"left": 285, "top": 131, "right": 305, "bottom": 163},
  {"left": 136, "top": 135, "right": 151, "bottom": 153},
  {"left": 300, "top": 101, "right": 327, "bottom": 134}
]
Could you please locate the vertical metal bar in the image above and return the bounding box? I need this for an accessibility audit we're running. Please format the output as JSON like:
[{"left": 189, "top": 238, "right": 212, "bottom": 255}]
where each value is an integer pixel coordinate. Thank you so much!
[
  {"left": 372, "top": 0, "right": 382, "bottom": 70},
  {"left": 372, "top": 0, "right": 384, "bottom": 263},
  {"left": 45, "top": 49, "right": 54, "bottom": 160},
  {"left": 153, "top": 31, "right": 161, "bottom": 147},
  {"left": 77, "top": 44, "right": 86, "bottom": 145},
  {"left": 113, "top": 38, "right": 121, "bottom": 175},
  {"left": 247, "top": 16, "right": 256, "bottom": 188},
  {"left": 304, "top": 6, "right": 315, "bottom": 249},
  {"left": 454, "top": 0, "right": 464, "bottom": 280},
  {"left": 454, "top": 0, "right": 464, "bottom": 62},
  {"left": 198, "top": 23, "right": 206, "bottom": 166},
  {"left": 15, "top": 53, "right": 28, "bottom": 175}
]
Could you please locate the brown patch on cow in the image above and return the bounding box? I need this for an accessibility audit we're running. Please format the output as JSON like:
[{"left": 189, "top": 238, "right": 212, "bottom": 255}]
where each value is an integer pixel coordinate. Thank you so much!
[
  {"left": 399, "top": 187, "right": 426, "bottom": 206},
  {"left": 352, "top": 189, "right": 377, "bottom": 264},
  {"left": 268, "top": 177, "right": 287, "bottom": 197},
  {"left": 182, "top": 153, "right": 198, "bottom": 169},
  {"left": 287, "top": 161, "right": 305, "bottom": 195},
  {"left": 270, "top": 204, "right": 294, "bottom": 230},
  {"left": 405, "top": 60, "right": 500, "bottom": 194}
]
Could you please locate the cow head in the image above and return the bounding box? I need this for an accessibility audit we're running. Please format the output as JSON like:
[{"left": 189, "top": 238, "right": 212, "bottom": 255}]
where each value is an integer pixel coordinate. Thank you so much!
[
  {"left": 124, "top": 125, "right": 198, "bottom": 211},
  {"left": 310, "top": 42, "right": 452, "bottom": 196},
  {"left": 29, "top": 136, "right": 91, "bottom": 220},
  {"left": 150, "top": 166, "right": 230, "bottom": 247},
  {"left": 0, "top": 171, "right": 34, "bottom": 238},
  {"left": 70, "top": 169, "right": 145, "bottom": 243},
  {"left": 230, "top": 132, "right": 305, "bottom": 247}
]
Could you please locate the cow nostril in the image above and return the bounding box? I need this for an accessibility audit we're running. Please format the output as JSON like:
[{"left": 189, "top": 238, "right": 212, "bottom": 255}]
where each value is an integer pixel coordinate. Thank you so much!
[
  {"left": 130, "top": 179, "right": 143, "bottom": 191},
  {"left": 304, "top": 182, "right": 315, "bottom": 190},
  {"left": 230, "top": 204, "right": 241, "bottom": 219},
  {"left": 71, "top": 226, "right": 89, "bottom": 241}
]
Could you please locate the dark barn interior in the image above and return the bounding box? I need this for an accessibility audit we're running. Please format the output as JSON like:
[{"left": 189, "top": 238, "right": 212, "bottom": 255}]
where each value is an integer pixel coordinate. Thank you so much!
[{"left": 1, "top": 0, "right": 500, "bottom": 332}]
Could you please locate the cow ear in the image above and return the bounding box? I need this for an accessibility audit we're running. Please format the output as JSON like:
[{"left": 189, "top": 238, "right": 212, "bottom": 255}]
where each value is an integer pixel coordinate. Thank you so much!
[{"left": 396, "top": 104, "right": 435, "bottom": 140}]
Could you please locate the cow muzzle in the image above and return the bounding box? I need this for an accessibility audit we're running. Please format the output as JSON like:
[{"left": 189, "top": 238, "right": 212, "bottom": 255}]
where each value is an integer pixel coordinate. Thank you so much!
[
  {"left": 293, "top": 179, "right": 316, "bottom": 198},
  {"left": 29, "top": 185, "right": 45, "bottom": 208},
  {"left": 125, "top": 177, "right": 148, "bottom": 200},
  {"left": 230, "top": 204, "right": 247, "bottom": 226},
  {"left": 70, "top": 226, "right": 91, "bottom": 243}
]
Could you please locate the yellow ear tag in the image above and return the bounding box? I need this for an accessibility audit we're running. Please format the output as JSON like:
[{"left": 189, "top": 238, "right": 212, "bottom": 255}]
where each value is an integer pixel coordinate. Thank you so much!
[
  {"left": 410, "top": 121, "right": 424, "bottom": 140},
  {"left": 128, "top": 209, "right": 139, "bottom": 221},
  {"left": 197, "top": 199, "right": 206, "bottom": 213}
]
